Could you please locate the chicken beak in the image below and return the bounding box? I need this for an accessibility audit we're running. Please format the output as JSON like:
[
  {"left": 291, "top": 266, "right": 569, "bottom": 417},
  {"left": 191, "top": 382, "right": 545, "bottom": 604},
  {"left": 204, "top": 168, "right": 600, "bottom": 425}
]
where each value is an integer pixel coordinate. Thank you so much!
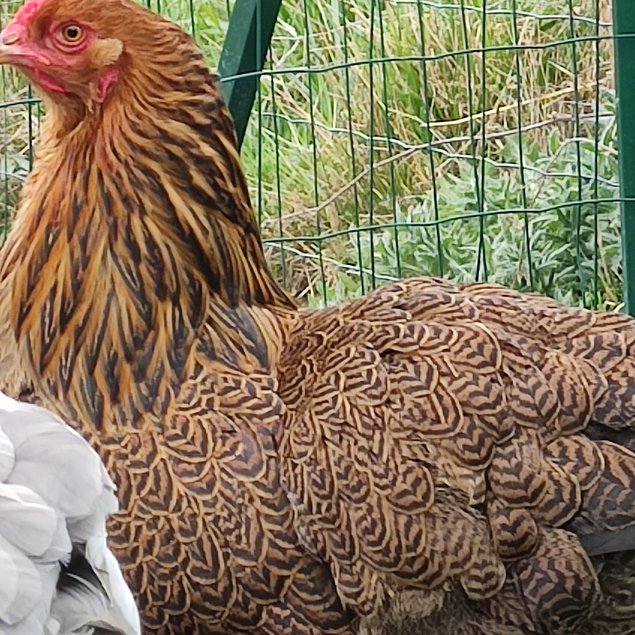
[
  {"left": 0, "top": 43, "right": 19, "bottom": 65},
  {"left": 0, "top": 25, "right": 26, "bottom": 65}
]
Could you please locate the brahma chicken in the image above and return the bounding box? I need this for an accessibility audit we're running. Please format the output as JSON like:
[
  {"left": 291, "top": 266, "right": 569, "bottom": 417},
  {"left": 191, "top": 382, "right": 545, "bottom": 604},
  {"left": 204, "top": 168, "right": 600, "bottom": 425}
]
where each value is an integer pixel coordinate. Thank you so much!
[
  {"left": 0, "top": 392, "right": 139, "bottom": 635},
  {"left": 0, "top": 0, "right": 633, "bottom": 633}
]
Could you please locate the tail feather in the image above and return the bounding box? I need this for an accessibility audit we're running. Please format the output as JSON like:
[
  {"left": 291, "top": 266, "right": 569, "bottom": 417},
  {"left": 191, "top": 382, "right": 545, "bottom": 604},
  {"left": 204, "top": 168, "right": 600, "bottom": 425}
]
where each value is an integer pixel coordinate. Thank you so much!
[
  {"left": 568, "top": 442, "right": 635, "bottom": 537},
  {"left": 589, "top": 551, "right": 635, "bottom": 635},
  {"left": 580, "top": 528, "right": 635, "bottom": 557}
]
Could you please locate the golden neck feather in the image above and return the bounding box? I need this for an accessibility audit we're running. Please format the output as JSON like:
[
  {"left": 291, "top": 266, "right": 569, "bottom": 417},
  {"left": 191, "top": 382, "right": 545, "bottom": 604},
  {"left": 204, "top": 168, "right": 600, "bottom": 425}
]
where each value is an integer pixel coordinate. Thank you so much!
[{"left": 0, "top": 32, "right": 296, "bottom": 431}]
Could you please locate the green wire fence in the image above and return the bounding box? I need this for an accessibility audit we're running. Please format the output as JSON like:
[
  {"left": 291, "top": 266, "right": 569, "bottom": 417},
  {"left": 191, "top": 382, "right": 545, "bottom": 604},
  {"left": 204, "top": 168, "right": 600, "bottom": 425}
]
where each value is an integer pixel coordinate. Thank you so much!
[{"left": 0, "top": 0, "right": 631, "bottom": 313}]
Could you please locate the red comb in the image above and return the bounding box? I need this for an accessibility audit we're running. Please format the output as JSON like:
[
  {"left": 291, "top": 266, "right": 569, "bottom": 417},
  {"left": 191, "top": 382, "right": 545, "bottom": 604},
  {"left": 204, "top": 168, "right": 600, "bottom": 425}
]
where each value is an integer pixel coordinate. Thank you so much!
[{"left": 9, "top": 0, "right": 46, "bottom": 28}]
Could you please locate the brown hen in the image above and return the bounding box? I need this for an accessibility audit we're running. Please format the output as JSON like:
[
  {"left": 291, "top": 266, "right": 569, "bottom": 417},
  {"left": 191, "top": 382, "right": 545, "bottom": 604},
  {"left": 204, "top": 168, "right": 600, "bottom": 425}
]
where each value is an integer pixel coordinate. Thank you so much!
[{"left": 0, "top": 0, "right": 633, "bottom": 634}]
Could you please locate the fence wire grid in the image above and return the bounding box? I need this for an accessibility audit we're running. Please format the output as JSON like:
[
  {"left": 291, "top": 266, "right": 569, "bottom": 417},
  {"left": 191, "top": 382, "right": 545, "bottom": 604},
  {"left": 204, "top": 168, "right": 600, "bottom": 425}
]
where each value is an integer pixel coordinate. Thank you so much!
[{"left": 0, "top": 0, "right": 622, "bottom": 310}]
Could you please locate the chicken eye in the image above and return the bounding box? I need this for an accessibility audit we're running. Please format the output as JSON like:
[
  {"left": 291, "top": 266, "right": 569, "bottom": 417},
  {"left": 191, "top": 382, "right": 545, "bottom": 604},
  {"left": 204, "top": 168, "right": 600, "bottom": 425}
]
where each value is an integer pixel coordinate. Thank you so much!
[{"left": 59, "top": 24, "right": 85, "bottom": 45}]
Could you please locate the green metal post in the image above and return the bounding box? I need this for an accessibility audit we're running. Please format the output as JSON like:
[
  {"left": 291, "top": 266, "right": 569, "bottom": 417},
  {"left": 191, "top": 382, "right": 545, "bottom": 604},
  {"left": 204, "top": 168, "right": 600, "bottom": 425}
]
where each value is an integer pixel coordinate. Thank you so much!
[
  {"left": 218, "top": 0, "right": 282, "bottom": 150},
  {"left": 614, "top": 0, "right": 635, "bottom": 315}
]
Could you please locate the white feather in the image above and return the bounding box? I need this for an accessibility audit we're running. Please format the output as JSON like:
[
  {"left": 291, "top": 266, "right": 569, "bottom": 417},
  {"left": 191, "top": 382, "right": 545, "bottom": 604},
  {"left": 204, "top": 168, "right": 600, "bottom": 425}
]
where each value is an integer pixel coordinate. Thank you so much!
[
  {"left": 0, "top": 428, "right": 14, "bottom": 481},
  {"left": 0, "top": 484, "right": 58, "bottom": 556},
  {"left": 0, "top": 532, "right": 43, "bottom": 624},
  {"left": 2, "top": 410, "right": 104, "bottom": 518},
  {"left": 0, "top": 393, "right": 140, "bottom": 635}
]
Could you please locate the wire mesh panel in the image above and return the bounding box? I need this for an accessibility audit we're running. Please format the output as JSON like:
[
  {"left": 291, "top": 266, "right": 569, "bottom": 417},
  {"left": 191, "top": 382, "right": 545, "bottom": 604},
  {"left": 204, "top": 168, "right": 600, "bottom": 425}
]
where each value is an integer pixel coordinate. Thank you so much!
[
  {"left": 0, "top": 0, "right": 619, "bottom": 310},
  {"left": 244, "top": 0, "right": 618, "bottom": 310}
]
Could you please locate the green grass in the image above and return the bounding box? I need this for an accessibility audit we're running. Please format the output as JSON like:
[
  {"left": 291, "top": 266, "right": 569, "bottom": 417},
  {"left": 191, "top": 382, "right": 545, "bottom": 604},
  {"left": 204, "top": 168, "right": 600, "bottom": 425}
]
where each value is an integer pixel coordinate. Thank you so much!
[{"left": 0, "top": 0, "right": 620, "bottom": 310}]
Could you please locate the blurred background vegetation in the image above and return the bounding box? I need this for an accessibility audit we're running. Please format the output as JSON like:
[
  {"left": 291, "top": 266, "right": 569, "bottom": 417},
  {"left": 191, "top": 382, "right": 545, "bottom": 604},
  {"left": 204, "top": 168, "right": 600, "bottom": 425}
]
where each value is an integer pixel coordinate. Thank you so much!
[{"left": 0, "top": 0, "right": 619, "bottom": 308}]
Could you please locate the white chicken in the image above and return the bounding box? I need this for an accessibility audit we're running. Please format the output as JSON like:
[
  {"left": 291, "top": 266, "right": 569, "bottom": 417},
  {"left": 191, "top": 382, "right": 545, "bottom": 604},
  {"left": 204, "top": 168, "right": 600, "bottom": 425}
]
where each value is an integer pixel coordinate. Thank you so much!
[{"left": 0, "top": 392, "right": 139, "bottom": 635}]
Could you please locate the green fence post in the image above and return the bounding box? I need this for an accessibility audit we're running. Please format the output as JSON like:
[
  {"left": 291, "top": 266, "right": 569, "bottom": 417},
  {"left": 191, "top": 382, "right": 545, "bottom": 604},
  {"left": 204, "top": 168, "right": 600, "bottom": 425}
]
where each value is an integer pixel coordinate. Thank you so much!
[
  {"left": 614, "top": 0, "right": 635, "bottom": 315},
  {"left": 218, "top": 0, "right": 282, "bottom": 150}
]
